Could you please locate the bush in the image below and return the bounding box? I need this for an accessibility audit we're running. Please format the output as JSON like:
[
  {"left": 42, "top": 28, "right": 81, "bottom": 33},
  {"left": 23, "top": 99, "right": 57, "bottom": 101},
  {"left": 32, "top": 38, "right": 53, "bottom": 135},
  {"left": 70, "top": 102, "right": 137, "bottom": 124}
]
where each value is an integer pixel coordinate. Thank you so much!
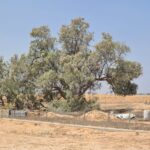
[
  {"left": 48, "top": 97, "right": 100, "bottom": 112},
  {"left": 48, "top": 99, "right": 70, "bottom": 112}
]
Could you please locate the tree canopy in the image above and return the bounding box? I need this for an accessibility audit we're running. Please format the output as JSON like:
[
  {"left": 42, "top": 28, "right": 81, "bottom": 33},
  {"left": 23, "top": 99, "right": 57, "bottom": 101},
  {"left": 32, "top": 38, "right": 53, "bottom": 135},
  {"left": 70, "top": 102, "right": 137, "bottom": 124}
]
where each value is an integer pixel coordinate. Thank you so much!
[{"left": 0, "top": 18, "right": 142, "bottom": 111}]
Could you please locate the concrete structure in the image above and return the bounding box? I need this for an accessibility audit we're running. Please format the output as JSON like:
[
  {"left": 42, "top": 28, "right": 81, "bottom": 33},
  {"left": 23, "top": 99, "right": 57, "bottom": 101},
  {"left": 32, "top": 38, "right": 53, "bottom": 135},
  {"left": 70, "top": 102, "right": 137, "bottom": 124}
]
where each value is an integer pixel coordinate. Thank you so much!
[{"left": 143, "top": 110, "right": 150, "bottom": 120}]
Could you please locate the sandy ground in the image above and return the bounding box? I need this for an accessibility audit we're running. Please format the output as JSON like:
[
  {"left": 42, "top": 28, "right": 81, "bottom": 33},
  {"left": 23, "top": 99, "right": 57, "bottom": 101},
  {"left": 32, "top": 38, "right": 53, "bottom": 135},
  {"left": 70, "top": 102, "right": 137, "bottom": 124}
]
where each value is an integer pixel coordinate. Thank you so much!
[{"left": 0, "top": 119, "right": 149, "bottom": 150}]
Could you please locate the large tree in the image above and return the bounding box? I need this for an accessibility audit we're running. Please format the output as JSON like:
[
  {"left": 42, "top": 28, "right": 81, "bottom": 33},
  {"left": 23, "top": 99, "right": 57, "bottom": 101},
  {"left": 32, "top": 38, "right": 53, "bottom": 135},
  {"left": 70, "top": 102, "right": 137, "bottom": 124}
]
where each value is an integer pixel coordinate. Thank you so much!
[
  {"left": 0, "top": 18, "right": 142, "bottom": 110},
  {"left": 35, "top": 18, "right": 142, "bottom": 110}
]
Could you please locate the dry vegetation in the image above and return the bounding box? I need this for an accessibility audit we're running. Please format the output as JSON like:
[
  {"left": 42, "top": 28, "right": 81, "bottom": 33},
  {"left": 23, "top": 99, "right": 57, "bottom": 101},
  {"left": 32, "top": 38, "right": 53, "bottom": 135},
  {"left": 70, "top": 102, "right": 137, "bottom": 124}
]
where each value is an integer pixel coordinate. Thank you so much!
[
  {"left": 0, "top": 119, "right": 150, "bottom": 150},
  {"left": 0, "top": 94, "right": 150, "bottom": 150},
  {"left": 85, "top": 94, "right": 150, "bottom": 110}
]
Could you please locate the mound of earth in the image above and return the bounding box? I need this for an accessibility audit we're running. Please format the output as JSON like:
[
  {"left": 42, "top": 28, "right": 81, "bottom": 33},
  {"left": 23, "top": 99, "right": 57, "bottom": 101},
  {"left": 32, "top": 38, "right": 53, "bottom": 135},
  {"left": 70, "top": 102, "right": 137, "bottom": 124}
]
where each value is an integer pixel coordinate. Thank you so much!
[
  {"left": 27, "top": 110, "right": 41, "bottom": 117},
  {"left": 80, "top": 110, "right": 118, "bottom": 121},
  {"left": 45, "top": 112, "right": 74, "bottom": 119},
  {"left": 27, "top": 110, "right": 118, "bottom": 122},
  {"left": 27, "top": 111, "right": 75, "bottom": 119}
]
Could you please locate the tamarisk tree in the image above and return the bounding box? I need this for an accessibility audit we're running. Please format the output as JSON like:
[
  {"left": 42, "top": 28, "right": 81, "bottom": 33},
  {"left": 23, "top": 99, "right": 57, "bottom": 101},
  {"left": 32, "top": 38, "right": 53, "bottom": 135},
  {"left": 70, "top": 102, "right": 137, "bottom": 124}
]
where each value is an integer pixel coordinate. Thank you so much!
[
  {"left": 35, "top": 18, "right": 142, "bottom": 109},
  {"left": 0, "top": 18, "right": 142, "bottom": 110}
]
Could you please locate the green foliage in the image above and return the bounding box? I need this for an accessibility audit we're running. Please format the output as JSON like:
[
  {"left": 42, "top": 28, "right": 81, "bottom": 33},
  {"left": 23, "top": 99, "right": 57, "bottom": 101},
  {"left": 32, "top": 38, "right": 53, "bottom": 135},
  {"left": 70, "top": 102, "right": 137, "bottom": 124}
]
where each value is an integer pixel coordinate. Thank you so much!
[
  {"left": 48, "top": 98, "right": 100, "bottom": 112},
  {"left": 59, "top": 18, "right": 93, "bottom": 54},
  {"left": 112, "top": 81, "right": 138, "bottom": 95},
  {"left": 0, "top": 17, "right": 142, "bottom": 111}
]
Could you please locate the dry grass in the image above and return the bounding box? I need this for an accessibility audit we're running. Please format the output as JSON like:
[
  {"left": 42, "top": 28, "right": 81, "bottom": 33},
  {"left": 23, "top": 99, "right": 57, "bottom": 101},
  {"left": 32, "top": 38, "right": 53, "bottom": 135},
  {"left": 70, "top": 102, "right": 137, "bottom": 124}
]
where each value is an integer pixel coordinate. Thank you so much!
[
  {"left": 85, "top": 94, "right": 150, "bottom": 110},
  {"left": 0, "top": 94, "right": 150, "bottom": 149},
  {"left": 0, "top": 119, "right": 150, "bottom": 150}
]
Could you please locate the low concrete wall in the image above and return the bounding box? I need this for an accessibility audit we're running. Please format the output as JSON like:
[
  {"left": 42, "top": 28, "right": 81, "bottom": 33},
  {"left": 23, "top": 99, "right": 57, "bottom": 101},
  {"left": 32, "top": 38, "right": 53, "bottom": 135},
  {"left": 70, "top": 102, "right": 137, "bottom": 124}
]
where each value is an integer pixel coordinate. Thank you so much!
[
  {"left": 143, "top": 110, "right": 150, "bottom": 120},
  {"left": 9, "top": 110, "right": 27, "bottom": 117},
  {"left": 0, "top": 109, "right": 27, "bottom": 118}
]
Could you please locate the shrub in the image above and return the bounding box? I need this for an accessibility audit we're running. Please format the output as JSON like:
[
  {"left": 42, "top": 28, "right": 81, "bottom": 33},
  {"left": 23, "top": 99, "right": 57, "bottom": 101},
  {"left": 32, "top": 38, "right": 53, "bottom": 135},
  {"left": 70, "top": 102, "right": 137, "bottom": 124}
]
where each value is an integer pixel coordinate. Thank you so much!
[{"left": 48, "top": 97, "right": 100, "bottom": 112}]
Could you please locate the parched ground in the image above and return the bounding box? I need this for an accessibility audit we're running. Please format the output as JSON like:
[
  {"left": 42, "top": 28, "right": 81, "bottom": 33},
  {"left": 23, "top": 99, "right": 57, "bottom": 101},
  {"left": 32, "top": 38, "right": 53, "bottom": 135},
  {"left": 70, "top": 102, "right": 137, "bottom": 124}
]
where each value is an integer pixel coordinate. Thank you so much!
[
  {"left": 0, "top": 119, "right": 150, "bottom": 150},
  {"left": 0, "top": 94, "right": 150, "bottom": 150},
  {"left": 85, "top": 94, "right": 150, "bottom": 110}
]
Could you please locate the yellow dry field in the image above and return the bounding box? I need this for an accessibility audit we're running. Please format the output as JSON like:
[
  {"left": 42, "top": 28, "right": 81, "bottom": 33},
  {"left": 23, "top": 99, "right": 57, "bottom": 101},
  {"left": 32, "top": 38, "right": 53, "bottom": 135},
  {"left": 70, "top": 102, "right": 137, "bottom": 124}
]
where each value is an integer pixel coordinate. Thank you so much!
[
  {"left": 85, "top": 94, "right": 150, "bottom": 110},
  {"left": 0, "top": 119, "right": 150, "bottom": 150}
]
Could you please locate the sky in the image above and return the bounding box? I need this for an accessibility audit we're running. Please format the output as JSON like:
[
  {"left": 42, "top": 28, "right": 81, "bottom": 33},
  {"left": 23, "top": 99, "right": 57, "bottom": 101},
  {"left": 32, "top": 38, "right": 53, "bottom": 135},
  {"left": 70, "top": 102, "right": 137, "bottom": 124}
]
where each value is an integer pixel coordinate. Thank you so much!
[{"left": 0, "top": 0, "right": 149, "bottom": 93}]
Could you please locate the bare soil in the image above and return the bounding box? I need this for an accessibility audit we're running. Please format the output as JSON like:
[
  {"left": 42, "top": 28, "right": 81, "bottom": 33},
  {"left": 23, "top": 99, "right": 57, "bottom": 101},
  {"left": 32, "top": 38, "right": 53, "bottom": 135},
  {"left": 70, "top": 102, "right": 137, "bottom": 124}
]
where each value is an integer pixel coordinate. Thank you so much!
[
  {"left": 26, "top": 110, "right": 150, "bottom": 131},
  {"left": 0, "top": 119, "right": 150, "bottom": 150},
  {"left": 0, "top": 94, "right": 150, "bottom": 150}
]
